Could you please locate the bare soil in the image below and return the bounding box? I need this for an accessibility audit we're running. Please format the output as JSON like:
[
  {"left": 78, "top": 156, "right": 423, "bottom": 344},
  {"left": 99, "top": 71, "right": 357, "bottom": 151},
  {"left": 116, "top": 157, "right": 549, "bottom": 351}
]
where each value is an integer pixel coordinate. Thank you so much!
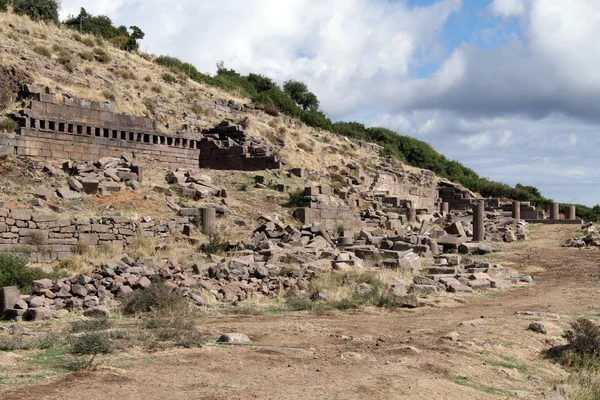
[{"left": 1, "top": 224, "right": 599, "bottom": 399}]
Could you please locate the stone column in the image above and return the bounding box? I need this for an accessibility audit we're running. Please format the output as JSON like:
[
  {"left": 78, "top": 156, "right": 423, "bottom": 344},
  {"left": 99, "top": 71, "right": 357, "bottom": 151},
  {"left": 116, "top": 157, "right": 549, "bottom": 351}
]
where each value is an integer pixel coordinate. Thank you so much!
[
  {"left": 440, "top": 202, "right": 449, "bottom": 214},
  {"left": 428, "top": 239, "right": 439, "bottom": 257},
  {"left": 567, "top": 206, "right": 576, "bottom": 220},
  {"left": 407, "top": 207, "right": 417, "bottom": 224},
  {"left": 472, "top": 201, "right": 485, "bottom": 242},
  {"left": 550, "top": 202, "right": 560, "bottom": 220},
  {"left": 201, "top": 207, "right": 216, "bottom": 236},
  {"left": 512, "top": 200, "right": 521, "bottom": 220}
]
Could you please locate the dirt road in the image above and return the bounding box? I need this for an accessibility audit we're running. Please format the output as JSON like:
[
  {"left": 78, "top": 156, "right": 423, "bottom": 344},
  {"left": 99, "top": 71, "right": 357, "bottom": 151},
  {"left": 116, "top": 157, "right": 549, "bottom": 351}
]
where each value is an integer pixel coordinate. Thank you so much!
[{"left": 2, "top": 224, "right": 599, "bottom": 399}]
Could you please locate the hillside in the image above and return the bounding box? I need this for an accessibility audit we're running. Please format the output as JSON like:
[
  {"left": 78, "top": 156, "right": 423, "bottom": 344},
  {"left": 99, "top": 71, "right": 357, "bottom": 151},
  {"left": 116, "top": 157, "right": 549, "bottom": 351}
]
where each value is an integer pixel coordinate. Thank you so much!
[{"left": 1, "top": 9, "right": 599, "bottom": 223}]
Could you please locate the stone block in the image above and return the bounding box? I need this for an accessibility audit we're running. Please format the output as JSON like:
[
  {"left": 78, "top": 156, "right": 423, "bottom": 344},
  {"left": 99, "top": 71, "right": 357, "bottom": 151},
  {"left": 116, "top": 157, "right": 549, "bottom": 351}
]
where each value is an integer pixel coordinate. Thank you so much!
[{"left": 0, "top": 286, "right": 20, "bottom": 319}]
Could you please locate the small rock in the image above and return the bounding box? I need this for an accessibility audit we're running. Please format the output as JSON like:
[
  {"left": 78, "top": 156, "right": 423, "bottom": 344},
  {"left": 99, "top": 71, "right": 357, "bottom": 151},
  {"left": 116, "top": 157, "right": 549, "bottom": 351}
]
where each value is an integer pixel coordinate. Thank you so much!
[
  {"left": 442, "top": 331, "right": 460, "bottom": 341},
  {"left": 528, "top": 321, "right": 547, "bottom": 334},
  {"left": 217, "top": 333, "right": 251, "bottom": 344}
]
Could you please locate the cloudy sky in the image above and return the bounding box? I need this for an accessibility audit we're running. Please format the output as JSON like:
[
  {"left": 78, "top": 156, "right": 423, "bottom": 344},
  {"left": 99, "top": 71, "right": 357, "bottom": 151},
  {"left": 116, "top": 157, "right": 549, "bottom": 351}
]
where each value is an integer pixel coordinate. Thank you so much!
[{"left": 60, "top": 0, "right": 600, "bottom": 206}]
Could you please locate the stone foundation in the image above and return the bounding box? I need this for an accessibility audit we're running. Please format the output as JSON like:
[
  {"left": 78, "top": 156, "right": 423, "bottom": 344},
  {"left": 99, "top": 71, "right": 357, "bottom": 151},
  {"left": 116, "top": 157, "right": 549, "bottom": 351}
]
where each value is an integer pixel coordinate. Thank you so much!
[{"left": 0, "top": 208, "right": 192, "bottom": 263}]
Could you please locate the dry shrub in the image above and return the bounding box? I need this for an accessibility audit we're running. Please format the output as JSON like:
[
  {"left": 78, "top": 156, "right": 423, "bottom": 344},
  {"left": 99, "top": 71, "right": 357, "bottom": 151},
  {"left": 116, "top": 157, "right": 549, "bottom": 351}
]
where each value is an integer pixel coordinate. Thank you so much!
[
  {"left": 121, "top": 281, "right": 190, "bottom": 316},
  {"left": 127, "top": 236, "right": 158, "bottom": 260},
  {"left": 102, "top": 90, "right": 116, "bottom": 101},
  {"left": 33, "top": 45, "right": 51, "bottom": 58}
]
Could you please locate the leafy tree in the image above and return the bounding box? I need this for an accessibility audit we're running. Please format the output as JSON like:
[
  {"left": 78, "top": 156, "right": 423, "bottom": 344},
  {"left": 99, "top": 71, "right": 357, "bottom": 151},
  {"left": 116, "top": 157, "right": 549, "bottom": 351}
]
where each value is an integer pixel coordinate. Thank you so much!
[
  {"left": 283, "top": 79, "right": 320, "bottom": 111},
  {"left": 63, "top": 8, "right": 144, "bottom": 52},
  {"left": 12, "top": 0, "right": 60, "bottom": 23}
]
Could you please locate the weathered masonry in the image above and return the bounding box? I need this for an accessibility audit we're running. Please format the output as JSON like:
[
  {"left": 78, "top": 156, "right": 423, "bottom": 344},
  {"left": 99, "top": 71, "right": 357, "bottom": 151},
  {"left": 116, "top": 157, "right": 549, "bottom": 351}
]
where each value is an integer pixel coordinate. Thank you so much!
[
  {"left": 0, "top": 207, "right": 192, "bottom": 263},
  {"left": 2, "top": 86, "right": 284, "bottom": 171}
]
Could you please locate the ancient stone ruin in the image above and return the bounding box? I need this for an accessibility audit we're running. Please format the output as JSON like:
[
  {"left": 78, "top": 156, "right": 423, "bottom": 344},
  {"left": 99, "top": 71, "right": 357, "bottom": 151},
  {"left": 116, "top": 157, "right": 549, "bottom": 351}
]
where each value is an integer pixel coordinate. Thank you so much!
[{"left": 1, "top": 85, "right": 284, "bottom": 171}]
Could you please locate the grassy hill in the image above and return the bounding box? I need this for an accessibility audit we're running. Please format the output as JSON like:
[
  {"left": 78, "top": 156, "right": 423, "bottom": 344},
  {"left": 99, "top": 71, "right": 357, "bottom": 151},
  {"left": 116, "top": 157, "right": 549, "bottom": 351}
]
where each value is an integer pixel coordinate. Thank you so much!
[{"left": 0, "top": 5, "right": 598, "bottom": 221}]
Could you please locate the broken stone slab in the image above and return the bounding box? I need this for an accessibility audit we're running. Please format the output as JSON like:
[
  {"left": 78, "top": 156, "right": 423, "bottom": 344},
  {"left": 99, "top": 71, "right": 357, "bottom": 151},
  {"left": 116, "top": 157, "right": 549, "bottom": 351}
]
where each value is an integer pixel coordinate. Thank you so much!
[
  {"left": 23, "top": 307, "right": 53, "bottom": 321},
  {"left": 57, "top": 186, "right": 82, "bottom": 200}
]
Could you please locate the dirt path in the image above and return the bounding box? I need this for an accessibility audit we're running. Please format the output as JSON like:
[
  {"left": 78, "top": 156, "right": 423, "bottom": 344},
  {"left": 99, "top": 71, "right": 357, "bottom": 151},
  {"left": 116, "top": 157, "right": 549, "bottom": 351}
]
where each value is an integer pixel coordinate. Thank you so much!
[{"left": 2, "top": 224, "right": 599, "bottom": 399}]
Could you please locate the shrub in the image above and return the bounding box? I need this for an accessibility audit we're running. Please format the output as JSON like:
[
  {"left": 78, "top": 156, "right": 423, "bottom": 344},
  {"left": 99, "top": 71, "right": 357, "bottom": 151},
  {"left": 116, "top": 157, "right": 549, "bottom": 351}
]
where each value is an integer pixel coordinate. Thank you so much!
[
  {"left": 139, "top": 52, "right": 152, "bottom": 62},
  {"left": 0, "top": 333, "right": 58, "bottom": 351},
  {"left": 114, "top": 69, "right": 136, "bottom": 80},
  {"left": 102, "top": 90, "right": 116, "bottom": 101},
  {"left": 70, "top": 332, "right": 113, "bottom": 355},
  {"left": 93, "top": 47, "right": 111, "bottom": 63},
  {"left": 564, "top": 319, "right": 600, "bottom": 357},
  {"left": 200, "top": 232, "right": 228, "bottom": 256},
  {"left": 80, "top": 51, "right": 94, "bottom": 61},
  {"left": 145, "top": 318, "right": 204, "bottom": 348},
  {"left": 297, "top": 142, "right": 312, "bottom": 153},
  {"left": 162, "top": 73, "right": 176, "bottom": 84},
  {"left": 142, "top": 97, "right": 158, "bottom": 114},
  {"left": 0, "top": 118, "right": 18, "bottom": 132},
  {"left": 12, "top": 0, "right": 60, "bottom": 23},
  {"left": 51, "top": 43, "right": 62, "bottom": 52},
  {"left": 70, "top": 319, "right": 112, "bottom": 334},
  {"left": 287, "top": 188, "right": 305, "bottom": 207},
  {"left": 72, "top": 33, "right": 82, "bottom": 42},
  {"left": 143, "top": 75, "right": 152, "bottom": 82},
  {"left": 56, "top": 52, "right": 71, "bottom": 65},
  {"left": 121, "top": 281, "right": 189, "bottom": 315},
  {"left": 84, "top": 67, "right": 93, "bottom": 75},
  {"left": 151, "top": 85, "right": 162, "bottom": 94},
  {"left": 82, "top": 38, "right": 95, "bottom": 47},
  {"left": 0, "top": 253, "right": 51, "bottom": 291},
  {"left": 33, "top": 45, "right": 51, "bottom": 58}
]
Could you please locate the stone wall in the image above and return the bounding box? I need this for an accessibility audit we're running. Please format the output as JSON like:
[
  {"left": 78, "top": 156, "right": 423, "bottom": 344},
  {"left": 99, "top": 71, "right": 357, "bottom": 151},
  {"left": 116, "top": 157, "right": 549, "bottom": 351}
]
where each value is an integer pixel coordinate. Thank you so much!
[
  {"left": 295, "top": 205, "right": 362, "bottom": 230},
  {"left": 3, "top": 88, "right": 285, "bottom": 171},
  {"left": 368, "top": 173, "right": 438, "bottom": 210},
  {"left": 7, "top": 97, "right": 200, "bottom": 168},
  {"left": 0, "top": 208, "right": 190, "bottom": 263}
]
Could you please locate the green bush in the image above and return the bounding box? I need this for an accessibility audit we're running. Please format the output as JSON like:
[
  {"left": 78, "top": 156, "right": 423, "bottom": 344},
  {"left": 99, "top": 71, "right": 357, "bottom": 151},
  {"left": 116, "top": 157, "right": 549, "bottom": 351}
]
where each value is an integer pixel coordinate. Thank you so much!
[
  {"left": 0, "top": 253, "right": 51, "bottom": 291},
  {"left": 0, "top": 0, "right": 7, "bottom": 12},
  {"left": 80, "top": 51, "right": 94, "bottom": 61},
  {"left": 33, "top": 45, "right": 51, "bottom": 58},
  {"left": 0, "top": 118, "right": 18, "bottom": 132},
  {"left": 564, "top": 319, "right": 600, "bottom": 357},
  {"left": 121, "top": 281, "right": 189, "bottom": 315},
  {"left": 102, "top": 90, "right": 115, "bottom": 101},
  {"left": 93, "top": 47, "right": 111, "bottom": 63},
  {"left": 162, "top": 73, "right": 177, "bottom": 84},
  {"left": 70, "top": 332, "right": 113, "bottom": 355},
  {"left": 12, "top": 0, "right": 60, "bottom": 23},
  {"left": 287, "top": 188, "right": 305, "bottom": 207}
]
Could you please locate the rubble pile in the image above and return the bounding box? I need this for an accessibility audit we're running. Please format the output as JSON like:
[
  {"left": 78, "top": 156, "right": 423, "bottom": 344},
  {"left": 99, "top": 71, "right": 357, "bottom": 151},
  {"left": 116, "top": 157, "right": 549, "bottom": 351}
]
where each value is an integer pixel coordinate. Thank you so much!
[
  {"left": 565, "top": 224, "right": 600, "bottom": 248},
  {"left": 40, "top": 153, "right": 143, "bottom": 200},
  {"left": 165, "top": 169, "right": 227, "bottom": 199}
]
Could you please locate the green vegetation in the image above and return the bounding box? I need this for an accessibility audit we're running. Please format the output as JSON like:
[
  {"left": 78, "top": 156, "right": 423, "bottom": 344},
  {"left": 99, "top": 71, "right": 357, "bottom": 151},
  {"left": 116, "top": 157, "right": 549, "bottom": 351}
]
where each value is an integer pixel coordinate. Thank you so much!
[
  {"left": 0, "top": 117, "right": 18, "bottom": 132},
  {"left": 0, "top": 253, "right": 52, "bottom": 291},
  {"left": 12, "top": 0, "right": 60, "bottom": 23},
  {"left": 69, "top": 332, "right": 112, "bottom": 355},
  {"left": 33, "top": 45, "right": 51, "bottom": 58},
  {"left": 63, "top": 8, "right": 145, "bottom": 52},
  {"left": 548, "top": 319, "right": 600, "bottom": 400},
  {"left": 4, "top": 3, "right": 598, "bottom": 220},
  {"left": 287, "top": 188, "right": 305, "bottom": 207}
]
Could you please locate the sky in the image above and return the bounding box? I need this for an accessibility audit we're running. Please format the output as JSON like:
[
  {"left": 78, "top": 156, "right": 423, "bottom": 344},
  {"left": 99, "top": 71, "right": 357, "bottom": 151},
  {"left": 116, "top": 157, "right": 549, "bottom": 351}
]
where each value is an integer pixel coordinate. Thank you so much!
[{"left": 59, "top": 0, "right": 600, "bottom": 206}]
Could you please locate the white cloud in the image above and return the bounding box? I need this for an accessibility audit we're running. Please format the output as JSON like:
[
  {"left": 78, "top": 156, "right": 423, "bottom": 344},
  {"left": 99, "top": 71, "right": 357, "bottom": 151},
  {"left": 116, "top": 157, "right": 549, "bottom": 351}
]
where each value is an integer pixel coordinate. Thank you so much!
[
  {"left": 487, "top": 0, "right": 526, "bottom": 18},
  {"left": 56, "top": 1, "right": 600, "bottom": 205}
]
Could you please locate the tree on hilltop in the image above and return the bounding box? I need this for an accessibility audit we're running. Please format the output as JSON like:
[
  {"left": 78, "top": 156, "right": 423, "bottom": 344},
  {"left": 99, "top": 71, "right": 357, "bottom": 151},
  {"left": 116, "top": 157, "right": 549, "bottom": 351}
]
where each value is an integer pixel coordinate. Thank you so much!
[{"left": 11, "top": 0, "right": 60, "bottom": 23}]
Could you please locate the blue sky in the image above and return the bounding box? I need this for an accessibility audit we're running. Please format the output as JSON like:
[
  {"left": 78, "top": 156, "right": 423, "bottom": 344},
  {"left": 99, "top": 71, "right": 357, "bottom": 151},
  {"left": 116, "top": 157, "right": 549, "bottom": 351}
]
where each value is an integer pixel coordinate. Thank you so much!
[{"left": 60, "top": 0, "right": 600, "bottom": 206}]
